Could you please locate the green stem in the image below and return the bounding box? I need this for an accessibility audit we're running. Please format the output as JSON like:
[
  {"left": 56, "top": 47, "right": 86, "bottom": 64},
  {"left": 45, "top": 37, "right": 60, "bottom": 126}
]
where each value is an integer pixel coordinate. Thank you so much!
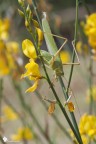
[
  {"left": 59, "top": 77, "right": 83, "bottom": 144},
  {"left": 26, "top": 0, "right": 82, "bottom": 143},
  {"left": 81, "top": 0, "right": 91, "bottom": 15},
  {"left": 12, "top": 79, "right": 53, "bottom": 144},
  {"left": 25, "top": 78, "right": 72, "bottom": 141},
  {"left": 31, "top": 0, "right": 42, "bottom": 29},
  {"left": 62, "top": 0, "right": 83, "bottom": 143},
  {"left": 21, "top": 0, "right": 82, "bottom": 143},
  {"left": 67, "top": 0, "right": 78, "bottom": 90},
  {"left": 40, "top": 57, "right": 81, "bottom": 144}
]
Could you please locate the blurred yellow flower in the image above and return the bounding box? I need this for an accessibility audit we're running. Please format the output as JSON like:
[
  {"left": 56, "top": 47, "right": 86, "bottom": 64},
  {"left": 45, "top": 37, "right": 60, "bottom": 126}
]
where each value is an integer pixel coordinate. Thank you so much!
[
  {"left": 11, "top": 127, "right": 33, "bottom": 141},
  {"left": 60, "top": 51, "right": 70, "bottom": 63},
  {"left": 76, "top": 41, "right": 89, "bottom": 55},
  {"left": 84, "top": 13, "right": 96, "bottom": 50},
  {"left": 79, "top": 114, "right": 96, "bottom": 139},
  {"left": 81, "top": 135, "right": 89, "bottom": 144},
  {"left": 0, "top": 18, "right": 10, "bottom": 40},
  {"left": 70, "top": 113, "right": 96, "bottom": 143},
  {"left": 70, "top": 130, "right": 89, "bottom": 144},
  {"left": 0, "top": 34, "right": 20, "bottom": 77},
  {"left": 3, "top": 106, "right": 18, "bottom": 121},
  {"left": 86, "top": 85, "right": 96, "bottom": 102},
  {"left": 6, "top": 42, "right": 19, "bottom": 54},
  {"left": 0, "top": 17, "right": 21, "bottom": 77}
]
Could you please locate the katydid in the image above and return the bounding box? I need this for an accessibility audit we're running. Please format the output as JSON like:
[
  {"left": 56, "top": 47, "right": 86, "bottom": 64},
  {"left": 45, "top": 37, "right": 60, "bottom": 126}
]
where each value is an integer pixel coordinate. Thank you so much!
[
  {"left": 41, "top": 12, "right": 80, "bottom": 78},
  {"left": 41, "top": 12, "right": 66, "bottom": 77}
]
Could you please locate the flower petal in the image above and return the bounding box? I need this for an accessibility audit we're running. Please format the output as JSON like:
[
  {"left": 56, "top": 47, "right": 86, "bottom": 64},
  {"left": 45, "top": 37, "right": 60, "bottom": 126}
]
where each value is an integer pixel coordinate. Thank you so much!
[
  {"left": 36, "top": 28, "right": 43, "bottom": 46},
  {"left": 22, "top": 39, "right": 37, "bottom": 59},
  {"left": 25, "top": 80, "right": 38, "bottom": 92}
]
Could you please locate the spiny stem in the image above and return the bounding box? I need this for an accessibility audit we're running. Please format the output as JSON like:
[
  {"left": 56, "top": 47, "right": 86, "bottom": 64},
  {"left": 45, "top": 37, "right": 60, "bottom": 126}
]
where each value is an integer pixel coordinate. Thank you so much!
[{"left": 25, "top": 78, "right": 72, "bottom": 141}]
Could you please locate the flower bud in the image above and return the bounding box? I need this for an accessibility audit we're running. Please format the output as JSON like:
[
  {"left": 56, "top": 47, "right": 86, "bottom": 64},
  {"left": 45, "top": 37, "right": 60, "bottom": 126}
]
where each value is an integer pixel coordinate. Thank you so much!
[
  {"left": 25, "top": 20, "right": 29, "bottom": 28},
  {"left": 18, "top": 9, "right": 24, "bottom": 17},
  {"left": 26, "top": 5, "right": 31, "bottom": 14},
  {"left": 18, "top": 0, "right": 24, "bottom": 6}
]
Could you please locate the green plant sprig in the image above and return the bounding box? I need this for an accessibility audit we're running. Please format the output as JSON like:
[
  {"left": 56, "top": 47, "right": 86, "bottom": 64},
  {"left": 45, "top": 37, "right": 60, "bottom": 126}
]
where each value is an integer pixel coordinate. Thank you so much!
[{"left": 18, "top": 0, "right": 82, "bottom": 143}]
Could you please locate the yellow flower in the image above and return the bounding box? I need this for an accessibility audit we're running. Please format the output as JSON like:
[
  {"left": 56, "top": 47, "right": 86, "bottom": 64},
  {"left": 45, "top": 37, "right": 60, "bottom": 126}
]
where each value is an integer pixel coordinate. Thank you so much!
[
  {"left": 70, "top": 131, "right": 89, "bottom": 144},
  {"left": 21, "top": 59, "right": 41, "bottom": 92},
  {"left": 0, "top": 40, "right": 5, "bottom": 51},
  {"left": 70, "top": 114, "right": 96, "bottom": 143},
  {"left": 0, "top": 18, "right": 10, "bottom": 40},
  {"left": 81, "top": 135, "right": 89, "bottom": 144},
  {"left": 6, "top": 42, "right": 19, "bottom": 54},
  {"left": 32, "top": 19, "right": 43, "bottom": 46},
  {"left": 76, "top": 41, "right": 89, "bottom": 55},
  {"left": 21, "top": 59, "right": 41, "bottom": 79},
  {"left": 84, "top": 13, "right": 96, "bottom": 37},
  {"left": 84, "top": 13, "right": 96, "bottom": 50},
  {"left": 22, "top": 20, "right": 43, "bottom": 92},
  {"left": 36, "top": 28, "right": 43, "bottom": 46},
  {"left": 3, "top": 106, "right": 18, "bottom": 121},
  {"left": 22, "top": 39, "right": 37, "bottom": 59},
  {"left": 0, "top": 40, "right": 20, "bottom": 76},
  {"left": 79, "top": 114, "right": 96, "bottom": 140},
  {"left": 0, "top": 55, "right": 9, "bottom": 76},
  {"left": 11, "top": 127, "right": 33, "bottom": 141},
  {"left": 86, "top": 85, "right": 96, "bottom": 102},
  {"left": 88, "top": 36, "right": 96, "bottom": 50},
  {"left": 60, "top": 51, "right": 70, "bottom": 63}
]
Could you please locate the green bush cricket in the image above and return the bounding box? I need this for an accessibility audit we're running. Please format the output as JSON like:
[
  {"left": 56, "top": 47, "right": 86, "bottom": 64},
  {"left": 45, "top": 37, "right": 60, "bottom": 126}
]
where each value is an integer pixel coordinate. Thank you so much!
[{"left": 41, "top": 12, "right": 80, "bottom": 78}]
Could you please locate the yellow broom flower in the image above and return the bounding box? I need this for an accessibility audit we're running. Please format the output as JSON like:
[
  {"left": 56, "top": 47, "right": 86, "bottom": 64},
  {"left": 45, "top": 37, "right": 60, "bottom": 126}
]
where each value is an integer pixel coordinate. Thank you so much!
[
  {"left": 3, "top": 106, "right": 18, "bottom": 121},
  {"left": 22, "top": 39, "right": 37, "bottom": 59},
  {"left": 21, "top": 59, "right": 41, "bottom": 92},
  {"left": 60, "top": 51, "right": 70, "bottom": 63},
  {"left": 11, "top": 127, "right": 33, "bottom": 141}
]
